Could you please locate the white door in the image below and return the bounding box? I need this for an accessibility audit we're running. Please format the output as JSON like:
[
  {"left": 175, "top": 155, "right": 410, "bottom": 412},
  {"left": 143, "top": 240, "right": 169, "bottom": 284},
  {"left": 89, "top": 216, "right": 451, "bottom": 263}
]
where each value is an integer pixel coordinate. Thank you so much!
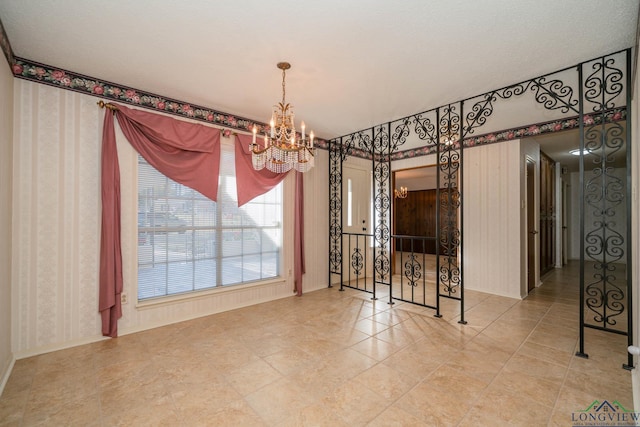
[{"left": 343, "top": 165, "right": 372, "bottom": 280}]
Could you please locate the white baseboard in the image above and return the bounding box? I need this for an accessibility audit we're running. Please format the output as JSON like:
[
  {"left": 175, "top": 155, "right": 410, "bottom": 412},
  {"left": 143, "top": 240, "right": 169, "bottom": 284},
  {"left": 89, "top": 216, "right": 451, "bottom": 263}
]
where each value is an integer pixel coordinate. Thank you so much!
[
  {"left": 0, "top": 354, "right": 15, "bottom": 397},
  {"left": 12, "top": 284, "right": 328, "bottom": 360},
  {"left": 14, "top": 334, "right": 109, "bottom": 360}
]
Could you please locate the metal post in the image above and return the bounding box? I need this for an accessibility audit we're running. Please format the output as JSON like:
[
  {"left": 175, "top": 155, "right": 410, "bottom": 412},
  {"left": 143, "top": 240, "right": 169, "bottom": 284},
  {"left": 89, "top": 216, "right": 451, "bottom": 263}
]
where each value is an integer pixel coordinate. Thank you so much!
[
  {"left": 435, "top": 108, "right": 442, "bottom": 318},
  {"left": 458, "top": 101, "right": 467, "bottom": 325},
  {"left": 624, "top": 48, "right": 634, "bottom": 370},
  {"left": 576, "top": 62, "right": 587, "bottom": 359}
]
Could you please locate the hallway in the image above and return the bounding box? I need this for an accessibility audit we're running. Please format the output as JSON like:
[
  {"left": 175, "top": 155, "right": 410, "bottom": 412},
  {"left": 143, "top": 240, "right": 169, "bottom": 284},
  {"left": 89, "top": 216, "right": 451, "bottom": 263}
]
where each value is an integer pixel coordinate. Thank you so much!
[{"left": 0, "top": 261, "right": 633, "bottom": 426}]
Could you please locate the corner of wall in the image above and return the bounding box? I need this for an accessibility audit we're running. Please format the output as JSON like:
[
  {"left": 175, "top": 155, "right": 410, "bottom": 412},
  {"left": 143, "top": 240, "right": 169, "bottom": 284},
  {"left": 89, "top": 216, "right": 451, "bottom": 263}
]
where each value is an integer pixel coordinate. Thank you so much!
[
  {"left": 630, "top": 15, "right": 640, "bottom": 409},
  {"left": 0, "top": 41, "right": 14, "bottom": 396},
  {"left": 0, "top": 355, "right": 16, "bottom": 397}
]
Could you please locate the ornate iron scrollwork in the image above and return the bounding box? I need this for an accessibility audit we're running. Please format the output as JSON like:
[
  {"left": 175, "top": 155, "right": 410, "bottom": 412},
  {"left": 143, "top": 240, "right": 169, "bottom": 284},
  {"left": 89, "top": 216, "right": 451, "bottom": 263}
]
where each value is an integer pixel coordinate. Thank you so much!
[
  {"left": 577, "top": 50, "right": 632, "bottom": 369},
  {"left": 437, "top": 105, "right": 463, "bottom": 303},
  {"left": 582, "top": 120, "right": 626, "bottom": 326},
  {"left": 584, "top": 58, "right": 624, "bottom": 111},
  {"left": 464, "top": 75, "right": 579, "bottom": 137},
  {"left": 391, "top": 117, "right": 412, "bottom": 149},
  {"left": 328, "top": 139, "right": 343, "bottom": 281},
  {"left": 403, "top": 254, "right": 422, "bottom": 287},
  {"left": 351, "top": 247, "right": 364, "bottom": 277},
  {"left": 372, "top": 126, "right": 391, "bottom": 284},
  {"left": 414, "top": 113, "right": 437, "bottom": 143}
]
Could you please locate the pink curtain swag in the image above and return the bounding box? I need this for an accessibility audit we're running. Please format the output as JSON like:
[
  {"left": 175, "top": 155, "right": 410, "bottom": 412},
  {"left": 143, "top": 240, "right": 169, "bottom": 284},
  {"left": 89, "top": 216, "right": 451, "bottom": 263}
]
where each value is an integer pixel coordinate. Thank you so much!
[{"left": 100, "top": 104, "right": 305, "bottom": 338}]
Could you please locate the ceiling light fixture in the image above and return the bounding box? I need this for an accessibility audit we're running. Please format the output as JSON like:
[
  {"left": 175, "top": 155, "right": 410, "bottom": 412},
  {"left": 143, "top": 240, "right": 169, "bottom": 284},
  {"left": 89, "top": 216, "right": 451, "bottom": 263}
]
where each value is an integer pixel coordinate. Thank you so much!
[
  {"left": 250, "top": 62, "right": 315, "bottom": 173},
  {"left": 570, "top": 148, "right": 585, "bottom": 156},
  {"left": 394, "top": 186, "right": 408, "bottom": 199},
  {"left": 440, "top": 133, "right": 458, "bottom": 146}
]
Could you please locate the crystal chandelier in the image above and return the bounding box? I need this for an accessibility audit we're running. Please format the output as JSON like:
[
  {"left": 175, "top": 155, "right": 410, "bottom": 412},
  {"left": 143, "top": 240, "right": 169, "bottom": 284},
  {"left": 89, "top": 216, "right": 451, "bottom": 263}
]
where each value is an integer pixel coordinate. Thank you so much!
[{"left": 250, "top": 62, "right": 315, "bottom": 173}]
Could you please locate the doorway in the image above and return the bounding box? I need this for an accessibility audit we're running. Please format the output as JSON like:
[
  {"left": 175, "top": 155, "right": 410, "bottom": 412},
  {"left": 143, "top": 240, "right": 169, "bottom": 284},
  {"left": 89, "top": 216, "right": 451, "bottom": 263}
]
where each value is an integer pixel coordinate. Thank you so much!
[
  {"left": 392, "top": 165, "right": 441, "bottom": 275},
  {"left": 342, "top": 164, "right": 372, "bottom": 283}
]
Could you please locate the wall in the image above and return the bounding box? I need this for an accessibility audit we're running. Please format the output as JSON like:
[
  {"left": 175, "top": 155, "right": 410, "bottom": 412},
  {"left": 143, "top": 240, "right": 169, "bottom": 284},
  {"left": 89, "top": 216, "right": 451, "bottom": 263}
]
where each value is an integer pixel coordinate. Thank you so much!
[
  {"left": 464, "top": 139, "right": 523, "bottom": 298},
  {"left": 300, "top": 149, "right": 329, "bottom": 294},
  {"left": 11, "top": 80, "right": 329, "bottom": 357},
  {"left": 631, "top": 29, "right": 639, "bottom": 410},
  {"left": 0, "top": 59, "right": 14, "bottom": 392}
]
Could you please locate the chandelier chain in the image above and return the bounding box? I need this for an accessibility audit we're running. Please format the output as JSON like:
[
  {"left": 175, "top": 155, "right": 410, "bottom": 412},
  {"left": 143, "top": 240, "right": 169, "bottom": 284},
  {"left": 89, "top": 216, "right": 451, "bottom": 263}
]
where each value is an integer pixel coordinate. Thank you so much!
[{"left": 282, "top": 68, "right": 286, "bottom": 106}]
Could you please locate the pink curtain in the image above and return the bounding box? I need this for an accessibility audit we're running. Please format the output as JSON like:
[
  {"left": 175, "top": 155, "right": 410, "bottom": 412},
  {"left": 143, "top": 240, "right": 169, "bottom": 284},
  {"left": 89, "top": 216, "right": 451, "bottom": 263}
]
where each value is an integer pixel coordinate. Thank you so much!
[
  {"left": 234, "top": 134, "right": 288, "bottom": 207},
  {"left": 100, "top": 104, "right": 221, "bottom": 337},
  {"left": 294, "top": 170, "right": 305, "bottom": 296},
  {"left": 234, "top": 134, "right": 305, "bottom": 295},
  {"left": 114, "top": 105, "right": 221, "bottom": 201},
  {"left": 99, "top": 112, "right": 123, "bottom": 338}
]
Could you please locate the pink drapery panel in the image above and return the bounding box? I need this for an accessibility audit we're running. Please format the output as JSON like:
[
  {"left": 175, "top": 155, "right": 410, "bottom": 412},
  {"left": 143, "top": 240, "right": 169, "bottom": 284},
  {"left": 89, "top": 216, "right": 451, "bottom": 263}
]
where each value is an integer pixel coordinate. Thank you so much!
[
  {"left": 294, "top": 170, "right": 305, "bottom": 296},
  {"left": 234, "top": 134, "right": 288, "bottom": 207},
  {"left": 99, "top": 104, "right": 221, "bottom": 337},
  {"left": 234, "top": 134, "right": 305, "bottom": 294},
  {"left": 99, "top": 112, "right": 123, "bottom": 337}
]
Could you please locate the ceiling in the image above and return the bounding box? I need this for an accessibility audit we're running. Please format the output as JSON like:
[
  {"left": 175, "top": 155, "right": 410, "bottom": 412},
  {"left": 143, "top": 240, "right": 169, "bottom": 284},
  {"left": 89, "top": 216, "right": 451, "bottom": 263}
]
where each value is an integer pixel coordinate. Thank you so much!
[{"left": 0, "top": 1, "right": 638, "bottom": 141}]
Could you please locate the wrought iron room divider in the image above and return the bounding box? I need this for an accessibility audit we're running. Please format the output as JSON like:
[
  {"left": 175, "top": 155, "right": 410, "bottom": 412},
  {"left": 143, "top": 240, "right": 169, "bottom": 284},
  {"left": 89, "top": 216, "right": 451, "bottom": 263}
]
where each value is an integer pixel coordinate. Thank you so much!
[
  {"left": 576, "top": 50, "right": 633, "bottom": 370},
  {"left": 328, "top": 49, "right": 633, "bottom": 368}
]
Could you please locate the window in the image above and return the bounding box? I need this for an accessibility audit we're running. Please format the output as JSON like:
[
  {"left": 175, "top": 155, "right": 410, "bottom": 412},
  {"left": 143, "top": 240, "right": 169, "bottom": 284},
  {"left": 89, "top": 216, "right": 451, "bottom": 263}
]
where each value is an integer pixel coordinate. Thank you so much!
[
  {"left": 347, "top": 178, "right": 353, "bottom": 227},
  {"left": 137, "top": 140, "right": 282, "bottom": 300}
]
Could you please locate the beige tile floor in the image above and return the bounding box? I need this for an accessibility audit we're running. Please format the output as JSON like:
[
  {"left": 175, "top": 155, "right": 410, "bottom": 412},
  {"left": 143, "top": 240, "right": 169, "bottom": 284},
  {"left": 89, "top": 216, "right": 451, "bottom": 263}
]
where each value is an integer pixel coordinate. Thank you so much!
[{"left": 0, "top": 261, "right": 634, "bottom": 426}]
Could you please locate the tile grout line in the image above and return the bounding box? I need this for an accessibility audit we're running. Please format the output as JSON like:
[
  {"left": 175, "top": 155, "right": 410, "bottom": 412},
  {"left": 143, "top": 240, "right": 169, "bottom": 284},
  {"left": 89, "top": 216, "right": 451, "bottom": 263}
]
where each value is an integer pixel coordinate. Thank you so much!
[{"left": 455, "top": 298, "right": 557, "bottom": 426}]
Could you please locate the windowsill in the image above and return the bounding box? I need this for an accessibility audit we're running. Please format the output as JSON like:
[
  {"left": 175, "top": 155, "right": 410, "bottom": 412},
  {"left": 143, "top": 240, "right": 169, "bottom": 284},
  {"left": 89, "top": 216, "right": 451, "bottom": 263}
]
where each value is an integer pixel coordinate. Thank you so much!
[{"left": 134, "top": 276, "right": 288, "bottom": 310}]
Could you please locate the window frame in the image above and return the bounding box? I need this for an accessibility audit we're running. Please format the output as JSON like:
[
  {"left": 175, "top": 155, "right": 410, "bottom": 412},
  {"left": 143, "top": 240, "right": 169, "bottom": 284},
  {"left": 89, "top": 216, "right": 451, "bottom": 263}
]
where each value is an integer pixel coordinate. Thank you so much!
[{"left": 135, "top": 138, "right": 284, "bottom": 303}]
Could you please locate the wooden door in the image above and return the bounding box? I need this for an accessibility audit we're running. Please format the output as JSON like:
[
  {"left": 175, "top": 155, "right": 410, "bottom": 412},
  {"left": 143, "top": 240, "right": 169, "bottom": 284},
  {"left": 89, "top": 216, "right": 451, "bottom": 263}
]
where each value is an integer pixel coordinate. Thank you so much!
[
  {"left": 562, "top": 180, "right": 568, "bottom": 266},
  {"left": 540, "top": 152, "right": 555, "bottom": 275},
  {"left": 395, "top": 190, "right": 435, "bottom": 254},
  {"left": 394, "top": 189, "right": 447, "bottom": 255},
  {"left": 526, "top": 159, "right": 537, "bottom": 292}
]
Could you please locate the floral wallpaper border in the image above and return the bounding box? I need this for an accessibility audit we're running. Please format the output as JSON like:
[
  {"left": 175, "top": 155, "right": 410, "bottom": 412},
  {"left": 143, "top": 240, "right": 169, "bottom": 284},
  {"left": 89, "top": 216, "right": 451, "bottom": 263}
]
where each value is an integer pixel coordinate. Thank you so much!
[
  {"left": 390, "top": 107, "right": 627, "bottom": 161},
  {"left": 8, "top": 56, "right": 627, "bottom": 160},
  {"left": 11, "top": 56, "right": 330, "bottom": 150},
  {"left": 0, "top": 16, "right": 14, "bottom": 70}
]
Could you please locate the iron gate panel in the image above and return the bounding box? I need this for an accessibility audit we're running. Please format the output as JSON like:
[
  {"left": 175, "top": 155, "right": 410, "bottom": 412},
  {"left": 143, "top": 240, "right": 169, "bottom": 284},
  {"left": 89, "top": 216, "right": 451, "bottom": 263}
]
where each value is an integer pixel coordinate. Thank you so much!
[
  {"left": 328, "top": 49, "right": 633, "bottom": 368},
  {"left": 577, "top": 50, "right": 633, "bottom": 369}
]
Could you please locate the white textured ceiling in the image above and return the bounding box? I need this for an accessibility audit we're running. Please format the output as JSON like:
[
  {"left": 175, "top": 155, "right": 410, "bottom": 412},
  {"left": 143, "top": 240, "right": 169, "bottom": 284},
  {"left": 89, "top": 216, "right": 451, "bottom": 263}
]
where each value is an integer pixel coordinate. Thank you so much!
[{"left": 0, "top": 0, "right": 638, "bottom": 140}]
